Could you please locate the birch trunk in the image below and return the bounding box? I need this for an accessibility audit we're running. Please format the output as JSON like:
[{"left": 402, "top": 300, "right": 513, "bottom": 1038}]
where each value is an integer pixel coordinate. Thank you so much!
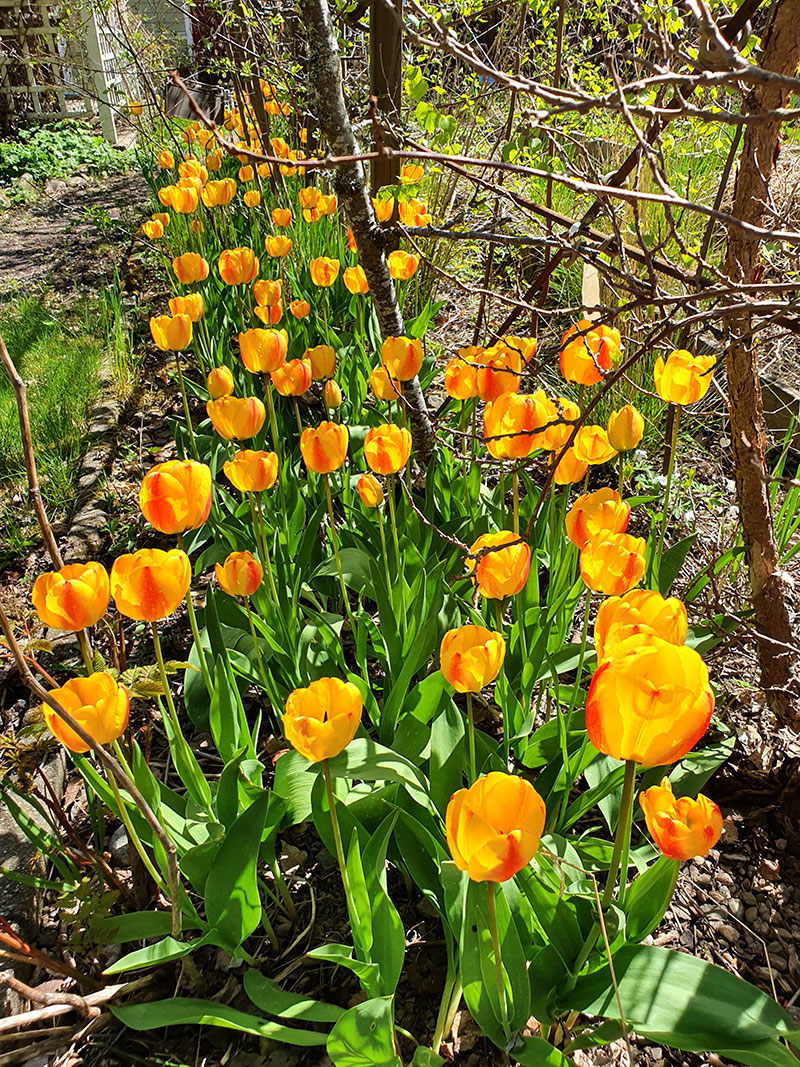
[{"left": 297, "top": 0, "right": 436, "bottom": 462}]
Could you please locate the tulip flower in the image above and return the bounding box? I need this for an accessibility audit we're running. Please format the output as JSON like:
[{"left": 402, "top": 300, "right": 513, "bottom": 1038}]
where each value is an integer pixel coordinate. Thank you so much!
[
  {"left": 151, "top": 212, "right": 170, "bottom": 229},
  {"left": 300, "top": 421, "right": 348, "bottom": 473},
  {"left": 253, "top": 279, "right": 283, "bottom": 307},
  {"left": 206, "top": 151, "right": 223, "bottom": 171},
  {"left": 169, "top": 185, "right": 200, "bottom": 214},
  {"left": 239, "top": 328, "right": 287, "bottom": 374},
  {"left": 142, "top": 220, "right": 164, "bottom": 240},
  {"left": 169, "top": 293, "right": 204, "bottom": 322},
  {"left": 387, "top": 250, "right": 419, "bottom": 280},
  {"left": 239, "top": 165, "right": 254, "bottom": 183},
  {"left": 110, "top": 548, "right": 191, "bottom": 621},
  {"left": 467, "top": 531, "right": 531, "bottom": 600},
  {"left": 244, "top": 190, "right": 261, "bottom": 208},
  {"left": 318, "top": 193, "right": 337, "bottom": 216},
  {"left": 179, "top": 159, "right": 206, "bottom": 181},
  {"left": 309, "top": 256, "right": 340, "bottom": 287},
  {"left": 586, "top": 634, "right": 714, "bottom": 767},
  {"left": 150, "top": 314, "right": 192, "bottom": 352},
  {"left": 559, "top": 320, "right": 620, "bottom": 386},
  {"left": 254, "top": 304, "right": 283, "bottom": 326},
  {"left": 381, "top": 336, "right": 422, "bottom": 382},
  {"left": 139, "top": 459, "right": 212, "bottom": 535},
  {"left": 397, "top": 198, "right": 431, "bottom": 226},
  {"left": 298, "top": 186, "right": 321, "bottom": 209},
  {"left": 207, "top": 396, "right": 266, "bottom": 440},
  {"left": 542, "top": 396, "right": 581, "bottom": 452},
  {"left": 272, "top": 207, "right": 292, "bottom": 227},
  {"left": 343, "top": 265, "right": 369, "bottom": 295},
  {"left": 444, "top": 353, "right": 478, "bottom": 400},
  {"left": 595, "top": 589, "right": 687, "bottom": 664},
  {"left": 172, "top": 252, "right": 209, "bottom": 284},
  {"left": 551, "top": 447, "right": 588, "bottom": 486},
  {"left": 483, "top": 392, "right": 550, "bottom": 460},
  {"left": 607, "top": 404, "right": 645, "bottom": 452},
  {"left": 640, "top": 778, "right": 723, "bottom": 861},
  {"left": 440, "top": 625, "right": 505, "bottom": 694},
  {"left": 290, "top": 299, "right": 310, "bottom": 319},
  {"left": 157, "top": 149, "right": 174, "bottom": 169},
  {"left": 573, "top": 425, "right": 617, "bottom": 465},
  {"left": 43, "top": 673, "right": 129, "bottom": 753},
  {"left": 324, "top": 380, "right": 342, "bottom": 410},
  {"left": 206, "top": 365, "right": 234, "bottom": 399},
  {"left": 224, "top": 449, "right": 279, "bottom": 493},
  {"left": 371, "top": 365, "right": 401, "bottom": 401},
  {"left": 364, "top": 423, "right": 412, "bottom": 475},
  {"left": 579, "top": 531, "right": 646, "bottom": 597},
  {"left": 215, "top": 550, "right": 263, "bottom": 598},
  {"left": 202, "top": 179, "right": 237, "bottom": 208},
  {"left": 446, "top": 772, "right": 546, "bottom": 883},
  {"left": 654, "top": 350, "right": 716, "bottom": 405},
  {"left": 400, "top": 163, "right": 424, "bottom": 184},
  {"left": 565, "top": 488, "right": 630, "bottom": 550},
  {"left": 357, "top": 473, "right": 384, "bottom": 508},
  {"left": 283, "top": 677, "right": 362, "bottom": 763},
  {"left": 502, "top": 335, "right": 537, "bottom": 364},
  {"left": 32, "top": 562, "right": 110, "bottom": 631},
  {"left": 266, "top": 235, "right": 292, "bottom": 257},
  {"left": 218, "top": 247, "right": 259, "bottom": 286},
  {"left": 475, "top": 347, "right": 523, "bottom": 403},
  {"left": 272, "top": 358, "right": 312, "bottom": 397},
  {"left": 306, "top": 344, "right": 336, "bottom": 380},
  {"left": 372, "top": 196, "right": 394, "bottom": 222}
]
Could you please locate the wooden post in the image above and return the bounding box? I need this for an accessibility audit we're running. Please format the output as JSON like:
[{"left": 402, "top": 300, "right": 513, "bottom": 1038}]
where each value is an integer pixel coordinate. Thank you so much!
[{"left": 369, "top": 0, "right": 403, "bottom": 195}]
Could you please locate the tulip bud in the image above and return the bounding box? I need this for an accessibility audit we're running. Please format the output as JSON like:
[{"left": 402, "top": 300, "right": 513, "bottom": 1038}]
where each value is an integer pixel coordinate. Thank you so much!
[
  {"left": 215, "top": 550, "right": 263, "bottom": 598},
  {"left": 43, "top": 673, "right": 129, "bottom": 753},
  {"left": 324, "top": 379, "right": 343, "bottom": 410},
  {"left": 440, "top": 625, "right": 506, "bottom": 693},
  {"left": 283, "top": 677, "right": 362, "bottom": 762},
  {"left": 32, "top": 562, "right": 110, "bottom": 631},
  {"left": 446, "top": 773, "right": 546, "bottom": 883},
  {"left": 306, "top": 344, "right": 336, "bottom": 380},
  {"left": 467, "top": 531, "right": 530, "bottom": 600},
  {"left": 640, "top": 778, "right": 723, "bottom": 861},
  {"left": 207, "top": 365, "right": 235, "bottom": 399},
  {"left": 110, "top": 548, "right": 191, "bottom": 621},
  {"left": 139, "top": 459, "right": 212, "bottom": 535},
  {"left": 357, "top": 473, "right": 383, "bottom": 508},
  {"left": 607, "top": 405, "right": 645, "bottom": 452},
  {"left": 586, "top": 634, "right": 714, "bottom": 767}
]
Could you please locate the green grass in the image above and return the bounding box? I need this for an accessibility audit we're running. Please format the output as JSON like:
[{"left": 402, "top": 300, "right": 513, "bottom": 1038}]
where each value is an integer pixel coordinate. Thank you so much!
[{"left": 0, "top": 293, "right": 104, "bottom": 565}]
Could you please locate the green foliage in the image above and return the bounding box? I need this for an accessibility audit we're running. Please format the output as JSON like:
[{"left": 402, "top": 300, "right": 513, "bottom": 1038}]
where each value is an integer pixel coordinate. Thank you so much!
[{"left": 0, "top": 120, "right": 136, "bottom": 187}]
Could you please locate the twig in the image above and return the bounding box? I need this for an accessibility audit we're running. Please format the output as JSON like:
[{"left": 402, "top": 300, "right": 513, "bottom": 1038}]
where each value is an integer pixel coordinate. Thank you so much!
[{"left": 0, "top": 978, "right": 149, "bottom": 1034}]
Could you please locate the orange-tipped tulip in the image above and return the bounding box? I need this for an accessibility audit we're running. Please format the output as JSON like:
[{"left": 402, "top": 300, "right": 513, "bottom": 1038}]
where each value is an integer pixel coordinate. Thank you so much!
[
  {"left": 110, "top": 548, "right": 191, "bottom": 621},
  {"left": 207, "top": 396, "right": 266, "bottom": 440},
  {"left": 594, "top": 589, "right": 687, "bottom": 664},
  {"left": 357, "top": 473, "right": 384, "bottom": 507},
  {"left": 300, "top": 421, "right": 348, "bottom": 473},
  {"left": 218, "top": 247, "right": 259, "bottom": 285},
  {"left": 560, "top": 320, "right": 620, "bottom": 386},
  {"left": 573, "top": 425, "right": 617, "bottom": 465},
  {"left": 483, "top": 392, "right": 550, "bottom": 460},
  {"left": 475, "top": 348, "right": 522, "bottom": 403},
  {"left": 467, "top": 531, "right": 531, "bottom": 600},
  {"left": 244, "top": 190, "right": 261, "bottom": 208},
  {"left": 654, "top": 350, "right": 716, "bottom": 405},
  {"left": 607, "top": 404, "right": 645, "bottom": 452},
  {"left": 150, "top": 314, "right": 192, "bottom": 352},
  {"left": 254, "top": 303, "right": 283, "bottom": 326},
  {"left": 552, "top": 447, "right": 588, "bottom": 486},
  {"left": 272, "top": 208, "right": 292, "bottom": 227},
  {"left": 142, "top": 220, "right": 164, "bottom": 240},
  {"left": 43, "top": 673, "right": 129, "bottom": 753},
  {"left": 364, "top": 423, "right": 412, "bottom": 475},
  {"left": 372, "top": 196, "right": 395, "bottom": 223},
  {"left": 542, "top": 396, "right": 581, "bottom": 452},
  {"left": 381, "top": 336, "right": 422, "bottom": 382},
  {"left": 32, "top": 562, "right": 109, "bottom": 631},
  {"left": 253, "top": 279, "right": 283, "bottom": 307},
  {"left": 640, "top": 778, "right": 723, "bottom": 861},
  {"left": 139, "top": 459, "right": 212, "bottom": 535},
  {"left": 400, "top": 163, "right": 424, "bottom": 185},
  {"left": 446, "top": 772, "right": 546, "bottom": 883},
  {"left": 343, "top": 265, "right": 369, "bottom": 295},
  {"left": 201, "top": 178, "right": 237, "bottom": 208},
  {"left": 586, "top": 635, "right": 714, "bottom": 767},
  {"left": 215, "top": 551, "right": 263, "bottom": 598},
  {"left": 172, "top": 252, "right": 209, "bottom": 284},
  {"left": 580, "top": 531, "right": 646, "bottom": 596},
  {"left": 565, "top": 488, "right": 630, "bottom": 550},
  {"left": 283, "top": 677, "right": 362, "bottom": 762},
  {"left": 371, "top": 365, "right": 401, "bottom": 401},
  {"left": 169, "top": 293, "right": 204, "bottom": 322},
  {"left": 397, "top": 198, "right": 431, "bottom": 226},
  {"left": 440, "top": 625, "right": 506, "bottom": 693},
  {"left": 309, "top": 256, "right": 340, "bottom": 287},
  {"left": 223, "top": 449, "right": 278, "bottom": 492},
  {"left": 239, "top": 328, "right": 287, "bottom": 374},
  {"left": 265, "top": 235, "right": 292, "bottom": 258},
  {"left": 290, "top": 299, "right": 310, "bottom": 319},
  {"left": 272, "top": 358, "right": 312, "bottom": 397},
  {"left": 306, "top": 344, "right": 336, "bottom": 380},
  {"left": 206, "top": 365, "right": 235, "bottom": 399},
  {"left": 444, "top": 353, "right": 478, "bottom": 400},
  {"left": 387, "top": 250, "right": 419, "bottom": 280}
]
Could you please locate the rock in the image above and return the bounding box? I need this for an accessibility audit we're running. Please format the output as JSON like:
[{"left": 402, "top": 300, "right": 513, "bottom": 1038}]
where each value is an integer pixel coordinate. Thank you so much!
[
  {"left": 719, "top": 924, "right": 739, "bottom": 944},
  {"left": 44, "top": 177, "right": 68, "bottom": 197},
  {"left": 14, "top": 172, "right": 38, "bottom": 203},
  {"left": 0, "top": 188, "right": 12, "bottom": 211},
  {"left": 109, "top": 824, "right": 130, "bottom": 867},
  {"left": 66, "top": 173, "right": 90, "bottom": 189},
  {"left": 745, "top": 906, "right": 758, "bottom": 924},
  {"left": 729, "top": 899, "right": 745, "bottom": 919}
]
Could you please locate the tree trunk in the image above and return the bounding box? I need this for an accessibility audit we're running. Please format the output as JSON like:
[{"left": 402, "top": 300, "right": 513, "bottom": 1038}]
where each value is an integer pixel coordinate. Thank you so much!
[
  {"left": 724, "top": 0, "right": 800, "bottom": 719},
  {"left": 297, "top": 0, "right": 436, "bottom": 462}
]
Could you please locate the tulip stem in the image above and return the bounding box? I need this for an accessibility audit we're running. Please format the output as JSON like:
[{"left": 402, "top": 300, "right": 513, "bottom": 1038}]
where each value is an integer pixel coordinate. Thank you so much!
[
  {"left": 387, "top": 473, "right": 402, "bottom": 573},
  {"left": 252, "top": 496, "right": 282, "bottom": 614},
  {"left": 263, "top": 380, "right": 290, "bottom": 543},
  {"left": 292, "top": 398, "right": 303, "bottom": 437},
  {"left": 77, "top": 630, "right": 94, "bottom": 674},
  {"left": 323, "top": 474, "right": 359, "bottom": 642},
  {"left": 657, "top": 404, "right": 681, "bottom": 563},
  {"left": 173, "top": 352, "right": 200, "bottom": 461},
  {"left": 150, "top": 622, "right": 181, "bottom": 732},
  {"left": 494, "top": 600, "right": 510, "bottom": 767},
  {"left": 322, "top": 758, "right": 354, "bottom": 921},
  {"left": 465, "top": 692, "right": 477, "bottom": 785},
  {"left": 376, "top": 505, "right": 392, "bottom": 592},
  {"left": 109, "top": 740, "right": 167, "bottom": 893},
  {"left": 618, "top": 451, "right": 625, "bottom": 496},
  {"left": 512, "top": 469, "right": 520, "bottom": 536},
  {"left": 245, "top": 596, "right": 271, "bottom": 694},
  {"left": 602, "top": 759, "right": 637, "bottom": 909},
  {"left": 176, "top": 534, "right": 214, "bottom": 698},
  {"left": 487, "top": 881, "right": 509, "bottom": 1033},
  {"left": 432, "top": 966, "right": 462, "bottom": 1055}
]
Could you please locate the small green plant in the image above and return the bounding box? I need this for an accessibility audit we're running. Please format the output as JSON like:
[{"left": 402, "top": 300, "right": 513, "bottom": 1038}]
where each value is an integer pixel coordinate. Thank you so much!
[{"left": 0, "top": 120, "right": 137, "bottom": 187}]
